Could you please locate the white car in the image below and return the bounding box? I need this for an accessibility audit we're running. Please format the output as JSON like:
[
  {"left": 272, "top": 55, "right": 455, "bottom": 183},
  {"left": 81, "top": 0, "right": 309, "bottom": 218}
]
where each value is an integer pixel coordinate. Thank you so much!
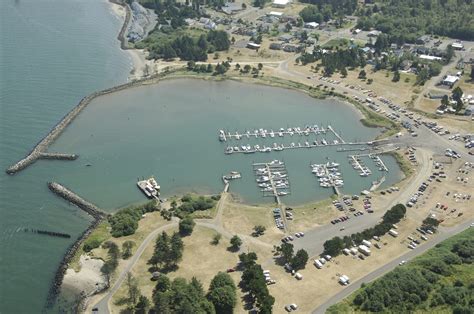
[{"left": 399, "top": 260, "right": 406, "bottom": 266}]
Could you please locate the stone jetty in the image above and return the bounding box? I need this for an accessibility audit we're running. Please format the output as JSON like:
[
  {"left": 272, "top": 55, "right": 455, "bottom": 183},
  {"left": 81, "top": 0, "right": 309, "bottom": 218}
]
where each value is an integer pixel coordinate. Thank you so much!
[
  {"left": 5, "top": 74, "right": 154, "bottom": 175},
  {"left": 45, "top": 182, "right": 107, "bottom": 308}
]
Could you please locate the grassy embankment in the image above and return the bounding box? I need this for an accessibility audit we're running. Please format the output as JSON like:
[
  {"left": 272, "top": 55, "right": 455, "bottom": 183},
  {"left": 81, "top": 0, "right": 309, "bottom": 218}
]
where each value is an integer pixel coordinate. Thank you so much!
[{"left": 327, "top": 227, "right": 474, "bottom": 313}]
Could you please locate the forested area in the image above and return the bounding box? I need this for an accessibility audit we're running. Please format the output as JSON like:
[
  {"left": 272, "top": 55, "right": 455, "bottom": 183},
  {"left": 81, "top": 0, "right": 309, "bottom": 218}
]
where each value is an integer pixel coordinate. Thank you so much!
[
  {"left": 135, "top": 0, "right": 230, "bottom": 61},
  {"left": 356, "top": 0, "right": 474, "bottom": 43},
  {"left": 299, "top": 0, "right": 358, "bottom": 23},
  {"left": 109, "top": 201, "right": 159, "bottom": 237},
  {"left": 328, "top": 228, "right": 474, "bottom": 313}
]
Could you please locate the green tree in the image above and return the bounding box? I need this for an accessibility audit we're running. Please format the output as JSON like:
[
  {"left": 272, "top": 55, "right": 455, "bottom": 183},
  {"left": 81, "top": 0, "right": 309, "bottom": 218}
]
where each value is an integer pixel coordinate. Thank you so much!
[
  {"left": 122, "top": 240, "right": 135, "bottom": 259},
  {"left": 358, "top": 69, "right": 367, "bottom": 79},
  {"left": 323, "top": 236, "right": 344, "bottom": 256},
  {"left": 148, "top": 232, "right": 170, "bottom": 269},
  {"left": 207, "top": 286, "right": 236, "bottom": 314},
  {"left": 253, "top": 225, "right": 266, "bottom": 237},
  {"left": 392, "top": 70, "right": 400, "bottom": 82},
  {"left": 340, "top": 67, "right": 348, "bottom": 77},
  {"left": 126, "top": 272, "right": 141, "bottom": 306},
  {"left": 179, "top": 216, "right": 195, "bottom": 236},
  {"left": 280, "top": 242, "right": 294, "bottom": 264},
  {"left": 135, "top": 295, "right": 150, "bottom": 314},
  {"left": 169, "top": 232, "right": 184, "bottom": 267},
  {"left": 154, "top": 274, "right": 171, "bottom": 293},
  {"left": 229, "top": 235, "right": 242, "bottom": 251},
  {"left": 291, "top": 249, "right": 309, "bottom": 271},
  {"left": 211, "top": 233, "right": 222, "bottom": 245},
  {"left": 470, "top": 66, "right": 474, "bottom": 81}
]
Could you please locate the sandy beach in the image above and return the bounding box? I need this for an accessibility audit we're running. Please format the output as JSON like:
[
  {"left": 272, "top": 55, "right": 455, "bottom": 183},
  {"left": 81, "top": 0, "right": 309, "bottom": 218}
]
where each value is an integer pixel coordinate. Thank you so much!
[{"left": 107, "top": 0, "right": 153, "bottom": 80}]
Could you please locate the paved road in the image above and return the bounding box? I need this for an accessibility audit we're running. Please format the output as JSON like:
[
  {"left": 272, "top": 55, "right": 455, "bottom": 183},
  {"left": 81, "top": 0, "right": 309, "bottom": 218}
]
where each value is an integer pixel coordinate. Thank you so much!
[
  {"left": 312, "top": 219, "right": 474, "bottom": 314},
  {"left": 91, "top": 221, "right": 177, "bottom": 314}
]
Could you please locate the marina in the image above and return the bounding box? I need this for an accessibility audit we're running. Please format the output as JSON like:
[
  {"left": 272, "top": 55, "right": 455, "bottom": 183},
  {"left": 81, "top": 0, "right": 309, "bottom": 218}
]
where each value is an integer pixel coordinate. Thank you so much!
[
  {"left": 349, "top": 155, "right": 372, "bottom": 177},
  {"left": 310, "top": 161, "right": 344, "bottom": 196}
]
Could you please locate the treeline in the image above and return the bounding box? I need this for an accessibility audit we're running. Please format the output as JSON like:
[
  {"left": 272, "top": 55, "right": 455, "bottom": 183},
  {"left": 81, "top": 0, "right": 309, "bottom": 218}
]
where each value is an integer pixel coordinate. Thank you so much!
[
  {"left": 151, "top": 272, "right": 237, "bottom": 313},
  {"left": 147, "top": 30, "right": 230, "bottom": 61},
  {"left": 109, "top": 201, "right": 159, "bottom": 237},
  {"left": 299, "top": 0, "right": 358, "bottom": 23},
  {"left": 329, "top": 228, "right": 474, "bottom": 313},
  {"left": 239, "top": 252, "right": 275, "bottom": 313},
  {"left": 356, "top": 0, "right": 474, "bottom": 44},
  {"left": 323, "top": 204, "right": 406, "bottom": 256},
  {"left": 175, "top": 194, "right": 218, "bottom": 216}
]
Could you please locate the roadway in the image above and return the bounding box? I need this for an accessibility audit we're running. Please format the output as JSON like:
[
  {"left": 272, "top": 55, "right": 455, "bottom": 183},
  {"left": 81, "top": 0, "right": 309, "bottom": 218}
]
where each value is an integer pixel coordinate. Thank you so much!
[{"left": 312, "top": 219, "right": 474, "bottom": 314}]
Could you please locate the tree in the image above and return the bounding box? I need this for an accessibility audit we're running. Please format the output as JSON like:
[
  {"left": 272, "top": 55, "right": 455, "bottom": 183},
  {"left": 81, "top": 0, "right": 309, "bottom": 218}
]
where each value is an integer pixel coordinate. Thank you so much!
[
  {"left": 441, "top": 95, "right": 449, "bottom": 108},
  {"left": 207, "top": 286, "right": 236, "bottom": 314},
  {"left": 154, "top": 274, "right": 171, "bottom": 293},
  {"left": 452, "top": 86, "right": 464, "bottom": 111},
  {"left": 239, "top": 252, "right": 258, "bottom": 269},
  {"left": 291, "top": 249, "right": 309, "bottom": 271},
  {"left": 207, "top": 272, "right": 237, "bottom": 313},
  {"left": 243, "top": 64, "right": 252, "bottom": 73},
  {"left": 187, "top": 61, "right": 196, "bottom": 70},
  {"left": 280, "top": 242, "right": 294, "bottom": 264},
  {"left": 253, "top": 225, "right": 266, "bottom": 237},
  {"left": 148, "top": 232, "right": 170, "bottom": 269},
  {"left": 446, "top": 44, "right": 455, "bottom": 62},
  {"left": 211, "top": 233, "right": 222, "bottom": 245},
  {"left": 122, "top": 240, "right": 135, "bottom": 259},
  {"left": 258, "top": 63, "right": 263, "bottom": 71},
  {"left": 162, "top": 44, "right": 177, "bottom": 60},
  {"left": 229, "top": 235, "right": 242, "bottom": 251},
  {"left": 323, "top": 236, "right": 344, "bottom": 256},
  {"left": 340, "top": 67, "right": 348, "bottom": 77},
  {"left": 135, "top": 295, "right": 150, "bottom": 314},
  {"left": 358, "top": 69, "right": 367, "bottom": 79},
  {"left": 179, "top": 216, "right": 195, "bottom": 236},
  {"left": 126, "top": 272, "right": 141, "bottom": 307},
  {"left": 470, "top": 66, "right": 474, "bottom": 81},
  {"left": 392, "top": 70, "right": 400, "bottom": 82},
  {"left": 169, "top": 232, "right": 184, "bottom": 267}
]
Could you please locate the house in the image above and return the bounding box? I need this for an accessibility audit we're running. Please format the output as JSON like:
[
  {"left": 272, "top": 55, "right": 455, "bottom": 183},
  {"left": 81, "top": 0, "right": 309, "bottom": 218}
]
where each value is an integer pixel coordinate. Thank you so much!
[
  {"left": 247, "top": 42, "right": 261, "bottom": 50},
  {"left": 199, "top": 18, "right": 216, "bottom": 30},
  {"left": 452, "top": 42, "right": 464, "bottom": 50},
  {"left": 367, "top": 30, "right": 380, "bottom": 37},
  {"left": 269, "top": 42, "right": 282, "bottom": 50},
  {"left": 419, "top": 54, "right": 443, "bottom": 61},
  {"left": 278, "top": 34, "right": 293, "bottom": 43},
  {"left": 267, "top": 11, "right": 283, "bottom": 18},
  {"left": 272, "top": 0, "right": 290, "bottom": 8},
  {"left": 221, "top": 3, "right": 244, "bottom": 15},
  {"left": 465, "top": 104, "right": 474, "bottom": 116},
  {"left": 416, "top": 35, "right": 431, "bottom": 45},
  {"left": 441, "top": 75, "right": 459, "bottom": 87},
  {"left": 304, "top": 22, "right": 319, "bottom": 29},
  {"left": 282, "top": 44, "right": 299, "bottom": 52}
]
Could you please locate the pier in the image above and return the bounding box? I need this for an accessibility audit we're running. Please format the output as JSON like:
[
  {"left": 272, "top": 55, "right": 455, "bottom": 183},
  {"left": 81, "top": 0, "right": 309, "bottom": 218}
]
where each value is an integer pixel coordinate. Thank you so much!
[
  {"left": 253, "top": 160, "right": 290, "bottom": 231},
  {"left": 371, "top": 154, "right": 389, "bottom": 172},
  {"left": 39, "top": 152, "right": 78, "bottom": 160},
  {"left": 349, "top": 155, "right": 371, "bottom": 177},
  {"left": 327, "top": 125, "right": 345, "bottom": 144},
  {"left": 311, "top": 162, "right": 343, "bottom": 196}
]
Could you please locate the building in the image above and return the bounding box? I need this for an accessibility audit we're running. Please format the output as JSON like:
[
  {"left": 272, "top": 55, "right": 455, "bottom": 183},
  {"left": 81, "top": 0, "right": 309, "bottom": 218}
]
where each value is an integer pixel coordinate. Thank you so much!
[
  {"left": 442, "top": 75, "right": 459, "bottom": 87},
  {"left": 267, "top": 11, "right": 283, "bottom": 18},
  {"left": 269, "top": 42, "right": 282, "bottom": 50},
  {"left": 452, "top": 42, "right": 464, "bottom": 50},
  {"left": 222, "top": 3, "right": 244, "bottom": 15},
  {"left": 246, "top": 42, "right": 261, "bottom": 50},
  {"left": 304, "top": 22, "right": 319, "bottom": 29},
  {"left": 272, "top": 0, "right": 290, "bottom": 8},
  {"left": 419, "top": 54, "right": 443, "bottom": 61},
  {"left": 465, "top": 104, "right": 474, "bottom": 116}
]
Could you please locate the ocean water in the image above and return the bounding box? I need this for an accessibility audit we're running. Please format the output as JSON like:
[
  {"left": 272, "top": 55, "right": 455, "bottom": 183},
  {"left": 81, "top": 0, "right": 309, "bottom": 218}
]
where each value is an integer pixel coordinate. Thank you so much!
[
  {"left": 0, "top": 1, "right": 402, "bottom": 312},
  {"left": 0, "top": 0, "right": 131, "bottom": 312}
]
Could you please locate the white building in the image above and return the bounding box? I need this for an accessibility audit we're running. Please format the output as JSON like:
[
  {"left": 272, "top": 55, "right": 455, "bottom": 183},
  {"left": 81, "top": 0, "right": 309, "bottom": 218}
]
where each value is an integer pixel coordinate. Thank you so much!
[
  {"left": 419, "top": 54, "right": 442, "bottom": 61},
  {"left": 272, "top": 0, "right": 290, "bottom": 8},
  {"left": 442, "top": 75, "right": 459, "bottom": 87},
  {"left": 452, "top": 42, "right": 464, "bottom": 50},
  {"left": 304, "top": 22, "right": 319, "bottom": 29},
  {"left": 267, "top": 11, "right": 283, "bottom": 17}
]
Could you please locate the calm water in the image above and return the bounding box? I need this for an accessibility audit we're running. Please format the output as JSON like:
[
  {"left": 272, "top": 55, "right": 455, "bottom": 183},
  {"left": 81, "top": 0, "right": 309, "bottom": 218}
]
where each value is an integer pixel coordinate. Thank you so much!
[
  {"left": 0, "top": 0, "right": 131, "bottom": 312},
  {"left": 0, "top": 1, "right": 402, "bottom": 313},
  {"left": 49, "top": 79, "right": 402, "bottom": 208}
]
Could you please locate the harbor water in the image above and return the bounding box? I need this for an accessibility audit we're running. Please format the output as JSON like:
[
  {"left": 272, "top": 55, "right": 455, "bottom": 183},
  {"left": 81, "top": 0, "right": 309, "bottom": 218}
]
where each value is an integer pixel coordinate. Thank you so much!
[{"left": 0, "top": 0, "right": 402, "bottom": 312}]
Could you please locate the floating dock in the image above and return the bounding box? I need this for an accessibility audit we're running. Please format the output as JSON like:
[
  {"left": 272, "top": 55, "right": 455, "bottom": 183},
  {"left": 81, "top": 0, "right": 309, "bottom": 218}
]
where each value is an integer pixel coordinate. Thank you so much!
[
  {"left": 349, "top": 155, "right": 372, "bottom": 177},
  {"left": 311, "top": 162, "right": 343, "bottom": 196},
  {"left": 137, "top": 177, "right": 160, "bottom": 199}
]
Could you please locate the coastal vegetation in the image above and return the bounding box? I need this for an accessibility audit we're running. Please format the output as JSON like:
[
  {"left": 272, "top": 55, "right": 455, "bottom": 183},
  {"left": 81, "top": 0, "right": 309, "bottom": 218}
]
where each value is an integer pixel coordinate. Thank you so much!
[
  {"left": 175, "top": 194, "right": 218, "bottom": 217},
  {"left": 135, "top": 0, "right": 230, "bottom": 61},
  {"left": 356, "top": 0, "right": 474, "bottom": 43},
  {"left": 148, "top": 231, "right": 184, "bottom": 272},
  {"left": 109, "top": 201, "right": 159, "bottom": 237},
  {"left": 328, "top": 228, "right": 474, "bottom": 313},
  {"left": 239, "top": 252, "right": 275, "bottom": 313},
  {"left": 150, "top": 272, "right": 237, "bottom": 313},
  {"left": 323, "top": 204, "right": 406, "bottom": 256}
]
